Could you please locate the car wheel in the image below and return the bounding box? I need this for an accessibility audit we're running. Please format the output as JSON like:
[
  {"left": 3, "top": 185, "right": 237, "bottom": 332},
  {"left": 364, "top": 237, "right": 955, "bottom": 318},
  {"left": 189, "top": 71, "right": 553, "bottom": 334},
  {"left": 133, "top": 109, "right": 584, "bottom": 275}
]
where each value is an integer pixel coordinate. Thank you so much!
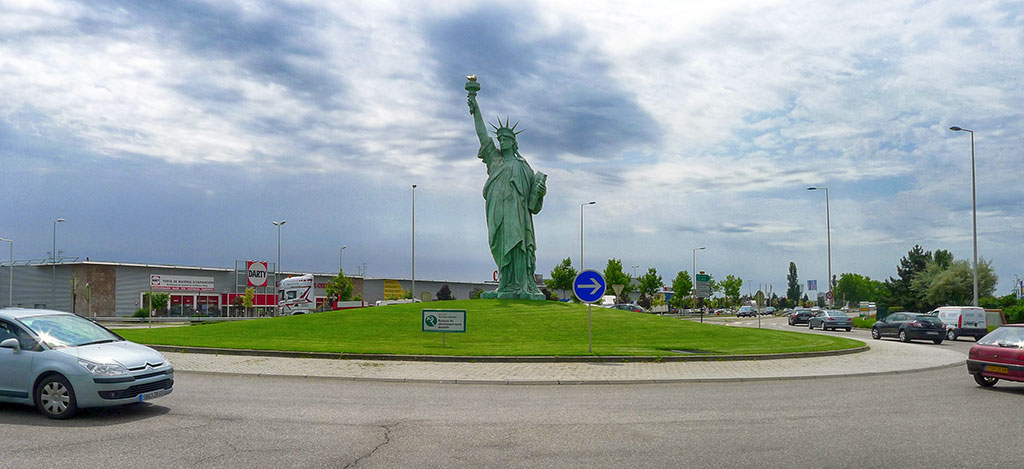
[
  {"left": 932, "top": 339, "right": 943, "bottom": 344},
  {"left": 947, "top": 330, "right": 957, "bottom": 341},
  {"left": 975, "top": 336, "right": 985, "bottom": 341},
  {"left": 808, "top": 321, "right": 813, "bottom": 329},
  {"left": 35, "top": 374, "right": 77, "bottom": 419},
  {"left": 845, "top": 328, "right": 851, "bottom": 332},
  {"left": 871, "top": 328, "right": 880, "bottom": 340},
  {"left": 789, "top": 318, "right": 793, "bottom": 326},
  {"left": 899, "top": 330, "right": 910, "bottom": 342},
  {"left": 973, "top": 373, "right": 998, "bottom": 388}
]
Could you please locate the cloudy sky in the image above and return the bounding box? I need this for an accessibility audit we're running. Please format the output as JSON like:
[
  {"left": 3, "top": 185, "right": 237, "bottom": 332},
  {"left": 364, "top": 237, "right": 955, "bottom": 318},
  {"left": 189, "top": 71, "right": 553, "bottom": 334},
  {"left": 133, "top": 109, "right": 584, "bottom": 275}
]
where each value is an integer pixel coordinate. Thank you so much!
[{"left": 2, "top": 0, "right": 1021, "bottom": 296}]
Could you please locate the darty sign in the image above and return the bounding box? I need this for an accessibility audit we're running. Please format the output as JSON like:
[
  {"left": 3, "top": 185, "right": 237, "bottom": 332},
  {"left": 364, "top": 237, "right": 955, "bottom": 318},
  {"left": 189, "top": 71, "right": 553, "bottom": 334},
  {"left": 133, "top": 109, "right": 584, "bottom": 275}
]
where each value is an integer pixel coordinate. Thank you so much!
[
  {"left": 247, "top": 261, "right": 268, "bottom": 287},
  {"left": 150, "top": 274, "right": 215, "bottom": 292}
]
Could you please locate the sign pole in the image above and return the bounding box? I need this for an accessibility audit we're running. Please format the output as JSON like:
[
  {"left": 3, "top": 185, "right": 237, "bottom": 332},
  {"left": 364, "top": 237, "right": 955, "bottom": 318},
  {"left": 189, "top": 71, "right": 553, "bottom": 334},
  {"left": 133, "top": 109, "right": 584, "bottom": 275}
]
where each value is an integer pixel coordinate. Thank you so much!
[
  {"left": 588, "top": 303, "right": 592, "bottom": 353},
  {"left": 148, "top": 283, "right": 153, "bottom": 329},
  {"left": 442, "top": 331, "right": 446, "bottom": 348}
]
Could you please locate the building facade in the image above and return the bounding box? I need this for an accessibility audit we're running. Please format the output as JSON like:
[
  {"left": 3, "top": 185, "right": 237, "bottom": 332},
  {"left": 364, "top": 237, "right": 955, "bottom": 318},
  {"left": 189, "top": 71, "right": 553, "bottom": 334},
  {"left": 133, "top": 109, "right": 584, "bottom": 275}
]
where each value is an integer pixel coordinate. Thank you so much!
[{"left": 0, "top": 259, "right": 498, "bottom": 317}]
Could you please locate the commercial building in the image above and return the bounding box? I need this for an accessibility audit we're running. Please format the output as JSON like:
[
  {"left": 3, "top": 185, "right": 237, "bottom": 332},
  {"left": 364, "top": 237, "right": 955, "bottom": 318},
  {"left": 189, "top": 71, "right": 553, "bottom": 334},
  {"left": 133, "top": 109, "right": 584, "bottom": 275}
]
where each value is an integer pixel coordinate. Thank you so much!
[{"left": 0, "top": 258, "right": 497, "bottom": 317}]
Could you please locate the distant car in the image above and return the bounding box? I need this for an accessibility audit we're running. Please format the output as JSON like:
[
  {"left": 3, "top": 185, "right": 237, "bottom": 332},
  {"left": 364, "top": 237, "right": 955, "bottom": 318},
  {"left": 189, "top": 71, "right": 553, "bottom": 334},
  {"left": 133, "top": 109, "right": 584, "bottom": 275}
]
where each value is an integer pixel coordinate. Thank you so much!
[
  {"left": 763, "top": 307, "right": 776, "bottom": 316},
  {"left": 737, "top": 306, "right": 756, "bottom": 317},
  {"left": 966, "top": 325, "right": 1024, "bottom": 387},
  {"left": 789, "top": 309, "right": 814, "bottom": 326},
  {"left": 714, "top": 309, "right": 727, "bottom": 316},
  {"left": 808, "top": 310, "right": 852, "bottom": 332},
  {"left": 0, "top": 308, "right": 174, "bottom": 419},
  {"left": 870, "top": 312, "right": 944, "bottom": 344},
  {"left": 611, "top": 304, "right": 645, "bottom": 313}
]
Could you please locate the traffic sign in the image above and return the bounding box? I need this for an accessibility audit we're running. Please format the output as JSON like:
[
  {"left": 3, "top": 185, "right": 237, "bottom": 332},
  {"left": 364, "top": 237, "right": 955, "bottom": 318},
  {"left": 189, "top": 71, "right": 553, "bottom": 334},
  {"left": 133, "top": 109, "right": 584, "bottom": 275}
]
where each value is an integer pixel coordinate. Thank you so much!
[
  {"left": 825, "top": 291, "right": 834, "bottom": 300},
  {"left": 573, "top": 270, "right": 607, "bottom": 303}
]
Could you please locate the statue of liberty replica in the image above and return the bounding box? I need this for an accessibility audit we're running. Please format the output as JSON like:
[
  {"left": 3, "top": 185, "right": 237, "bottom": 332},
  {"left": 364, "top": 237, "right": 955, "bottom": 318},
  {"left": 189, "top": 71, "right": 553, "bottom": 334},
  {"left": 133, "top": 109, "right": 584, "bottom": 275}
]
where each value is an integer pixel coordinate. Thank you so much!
[{"left": 466, "top": 75, "right": 547, "bottom": 300}]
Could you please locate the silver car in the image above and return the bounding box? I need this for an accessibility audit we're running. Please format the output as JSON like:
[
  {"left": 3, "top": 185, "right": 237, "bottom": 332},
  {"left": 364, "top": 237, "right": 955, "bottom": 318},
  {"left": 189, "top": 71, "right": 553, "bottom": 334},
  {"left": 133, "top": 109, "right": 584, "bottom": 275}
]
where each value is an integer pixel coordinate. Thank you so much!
[{"left": 0, "top": 308, "right": 173, "bottom": 419}]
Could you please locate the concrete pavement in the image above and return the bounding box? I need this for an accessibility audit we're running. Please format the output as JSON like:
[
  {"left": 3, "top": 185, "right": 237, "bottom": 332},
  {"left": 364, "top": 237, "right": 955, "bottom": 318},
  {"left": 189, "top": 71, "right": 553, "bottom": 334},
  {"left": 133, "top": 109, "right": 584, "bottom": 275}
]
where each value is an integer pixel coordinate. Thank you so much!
[{"left": 164, "top": 318, "right": 967, "bottom": 384}]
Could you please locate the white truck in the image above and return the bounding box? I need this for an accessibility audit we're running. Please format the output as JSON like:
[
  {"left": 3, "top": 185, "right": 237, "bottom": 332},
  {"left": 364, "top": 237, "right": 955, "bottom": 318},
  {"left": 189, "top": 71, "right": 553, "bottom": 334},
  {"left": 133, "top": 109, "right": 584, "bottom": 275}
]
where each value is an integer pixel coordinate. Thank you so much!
[{"left": 278, "top": 274, "right": 315, "bottom": 315}]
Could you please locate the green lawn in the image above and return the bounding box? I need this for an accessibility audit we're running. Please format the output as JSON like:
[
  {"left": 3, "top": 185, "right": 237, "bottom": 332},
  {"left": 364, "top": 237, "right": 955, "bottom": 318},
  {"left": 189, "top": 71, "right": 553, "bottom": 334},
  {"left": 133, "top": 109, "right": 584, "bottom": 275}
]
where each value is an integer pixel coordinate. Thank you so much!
[{"left": 116, "top": 299, "right": 863, "bottom": 356}]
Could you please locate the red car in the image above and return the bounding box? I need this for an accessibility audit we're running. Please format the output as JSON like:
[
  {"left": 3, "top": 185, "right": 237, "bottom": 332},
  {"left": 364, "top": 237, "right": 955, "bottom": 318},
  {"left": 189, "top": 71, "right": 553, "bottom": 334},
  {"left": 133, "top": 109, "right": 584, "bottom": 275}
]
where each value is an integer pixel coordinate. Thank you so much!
[{"left": 966, "top": 324, "right": 1024, "bottom": 387}]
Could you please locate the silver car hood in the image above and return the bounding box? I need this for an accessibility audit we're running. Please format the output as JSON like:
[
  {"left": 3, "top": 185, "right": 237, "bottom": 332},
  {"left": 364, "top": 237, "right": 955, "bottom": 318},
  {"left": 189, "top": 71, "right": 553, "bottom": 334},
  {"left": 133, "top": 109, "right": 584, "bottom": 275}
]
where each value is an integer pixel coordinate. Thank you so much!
[{"left": 57, "top": 341, "right": 166, "bottom": 369}]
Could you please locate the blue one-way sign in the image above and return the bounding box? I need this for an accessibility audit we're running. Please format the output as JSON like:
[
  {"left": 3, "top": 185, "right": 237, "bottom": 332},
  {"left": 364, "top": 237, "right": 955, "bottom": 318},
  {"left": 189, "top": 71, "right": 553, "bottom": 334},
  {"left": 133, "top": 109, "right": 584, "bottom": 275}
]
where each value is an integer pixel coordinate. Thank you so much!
[{"left": 573, "top": 270, "right": 607, "bottom": 303}]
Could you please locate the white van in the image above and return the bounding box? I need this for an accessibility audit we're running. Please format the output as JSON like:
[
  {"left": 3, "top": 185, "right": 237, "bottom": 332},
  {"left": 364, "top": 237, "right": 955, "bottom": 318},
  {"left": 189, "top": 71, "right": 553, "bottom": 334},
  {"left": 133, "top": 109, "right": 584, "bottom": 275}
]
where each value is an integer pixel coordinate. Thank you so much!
[{"left": 931, "top": 306, "right": 988, "bottom": 341}]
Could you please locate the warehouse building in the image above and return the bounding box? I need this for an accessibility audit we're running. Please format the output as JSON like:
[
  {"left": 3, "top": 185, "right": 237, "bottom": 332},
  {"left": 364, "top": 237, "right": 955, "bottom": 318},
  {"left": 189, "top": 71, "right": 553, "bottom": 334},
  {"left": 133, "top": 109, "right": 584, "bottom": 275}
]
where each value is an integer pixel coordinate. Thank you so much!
[{"left": 0, "top": 258, "right": 498, "bottom": 317}]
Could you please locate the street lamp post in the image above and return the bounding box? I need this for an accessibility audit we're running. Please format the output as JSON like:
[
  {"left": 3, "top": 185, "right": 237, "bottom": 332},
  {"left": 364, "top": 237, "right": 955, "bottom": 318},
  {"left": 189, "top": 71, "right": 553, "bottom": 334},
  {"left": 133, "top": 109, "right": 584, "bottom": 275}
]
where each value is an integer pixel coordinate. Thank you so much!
[
  {"left": 339, "top": 245, "right": 347, "bottom": 273},
  {"left": 807, "top": 187, "right": 832, "bottom": 308},
  {"left": 949, "top": 126, "right": 979, "bottom": 306},
  {"left": 692, "top": 246, "right": 705, "bottom": 313},
  {"left": 51, "top": 218, "right": 65, "bottom": 307},
  {"left": 0, "top": 237, "right": 11, "bottom": 307},
  {"left": 631, "top": 265, "right": 639, "bottom": 278},
  {"left": 412, "top": 184, "right": 417, "bottom": 300},
  {"left": 272, "top": 220, "right": 286, "bottom": 316},
  {"left": 580, "top": 201, "right": 596, "bottom": 271}
]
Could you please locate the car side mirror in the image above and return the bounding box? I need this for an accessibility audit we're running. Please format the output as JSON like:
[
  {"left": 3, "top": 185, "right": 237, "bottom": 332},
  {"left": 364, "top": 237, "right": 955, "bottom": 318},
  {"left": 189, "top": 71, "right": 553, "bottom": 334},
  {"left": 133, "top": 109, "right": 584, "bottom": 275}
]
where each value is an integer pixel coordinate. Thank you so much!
[{"left": 0, "top": 337, "right": 21, "bottom": 353}]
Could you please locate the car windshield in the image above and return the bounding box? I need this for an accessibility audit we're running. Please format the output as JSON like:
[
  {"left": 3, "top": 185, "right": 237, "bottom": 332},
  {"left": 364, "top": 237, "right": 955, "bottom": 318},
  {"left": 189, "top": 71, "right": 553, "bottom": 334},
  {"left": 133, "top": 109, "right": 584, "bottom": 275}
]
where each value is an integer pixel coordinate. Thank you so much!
[
  {"left": 916, "top": 317, "right": 943, "bottom": 325},
  {"left": 977, "top": 327, "right": 1024, "bottom": 348},
  {"left": 827, "top": 312, "right": 848, "bottom": 317},
  {"left": 18, "top": 314, "right": 122, "bottom": 349}
]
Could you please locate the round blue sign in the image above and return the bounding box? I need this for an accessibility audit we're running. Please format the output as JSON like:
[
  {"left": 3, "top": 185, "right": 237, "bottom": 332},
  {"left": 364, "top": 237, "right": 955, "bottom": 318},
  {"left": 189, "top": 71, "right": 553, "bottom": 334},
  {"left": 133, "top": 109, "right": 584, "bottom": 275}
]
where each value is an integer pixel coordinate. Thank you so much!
[{"left": 573, "top": 270, "right": 607, "bottom": 303}]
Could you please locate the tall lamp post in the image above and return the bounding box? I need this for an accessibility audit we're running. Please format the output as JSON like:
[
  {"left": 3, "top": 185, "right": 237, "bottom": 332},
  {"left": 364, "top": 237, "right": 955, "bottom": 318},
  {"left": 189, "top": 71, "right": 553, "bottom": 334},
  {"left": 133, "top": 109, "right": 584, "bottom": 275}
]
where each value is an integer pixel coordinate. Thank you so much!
[
  {"left": 0, "top": 237, "right": 11, "bottom": 307},
  {"left": 339, "top": 245, "right": 347, "bottom": 273},
  {"left": 51, "top": 218, "right": 65, "bottom": 307},
  {"left": 807, "top": 187, "right": 832, "bottom": 308},
  {"left": 949, "top": 126, "right": 979, "bottom": 306},
  {"left": 412, "top": 184, "right": 417, "bottom": 300},
  {"left": 580, "top": 201, "right": 596, "bottom": 270},
  {"left": 272, "top": 220, "right": 286, "bottom": 315},
  {"left": 692, "top": 246, "right": 705, "bottom": 312}
]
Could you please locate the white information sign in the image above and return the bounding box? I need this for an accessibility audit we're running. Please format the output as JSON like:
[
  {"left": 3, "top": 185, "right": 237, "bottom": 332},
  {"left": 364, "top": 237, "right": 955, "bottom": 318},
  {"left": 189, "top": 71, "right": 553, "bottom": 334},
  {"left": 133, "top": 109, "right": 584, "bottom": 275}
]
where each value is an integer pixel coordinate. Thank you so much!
[
  {"left": 422, "top": 309, "right": 467, "bottom": 333},
  {"left": 150, "top": 274, "right": 215, "bottom": 292}
]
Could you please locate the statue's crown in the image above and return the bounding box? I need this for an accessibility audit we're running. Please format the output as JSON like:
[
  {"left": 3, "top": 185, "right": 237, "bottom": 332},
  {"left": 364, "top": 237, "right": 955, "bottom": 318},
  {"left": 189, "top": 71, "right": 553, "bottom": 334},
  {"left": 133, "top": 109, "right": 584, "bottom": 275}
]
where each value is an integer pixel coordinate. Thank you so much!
[{"left": 489, "top": 116, "right": 524, "bottom": 138}]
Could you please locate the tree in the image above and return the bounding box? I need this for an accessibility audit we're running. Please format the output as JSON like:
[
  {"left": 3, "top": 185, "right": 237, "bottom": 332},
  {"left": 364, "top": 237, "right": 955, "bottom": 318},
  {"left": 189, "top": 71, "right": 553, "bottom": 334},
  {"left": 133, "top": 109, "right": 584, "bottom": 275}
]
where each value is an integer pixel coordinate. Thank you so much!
[
  {"left": 436, "top": 284, "right": 454, "bottom": 301},
  {"left": 721, "top": 275, "right": 743, "bottom": 307},
  {"left": 637, "top": 267, "right": 663, "bottom": 309},
  {"left": 470, "top": 288, "right": 483, "bottom": 300},
  {"left": 546, "top": 257, "right": 577, "bottom": 301},
  {"left": 834, "top": 273, "right": 884, "bottom": 307},
  {"left": 786, "top": 262, "right": 800, "bottom": 305},
  {"left": 325, "top": 269, "right": 354, "bottom": 304},
  {"left": 602, "top": 259, "right": 634, "bottom": 303},
  {"left": 143, "top": 292, "right": 169, "bottom": 313},
  {"left": 885, "top": 244, "right": 933, "bottom": 310},
  {"left": 912, "top": 258, "right": 998, "bottom": 310},
  {"left": 670, "top": 270, "right": 693, "bottom": 309},
  {"left": 242, "top": 287, "right": 255, "bottom": 316}
]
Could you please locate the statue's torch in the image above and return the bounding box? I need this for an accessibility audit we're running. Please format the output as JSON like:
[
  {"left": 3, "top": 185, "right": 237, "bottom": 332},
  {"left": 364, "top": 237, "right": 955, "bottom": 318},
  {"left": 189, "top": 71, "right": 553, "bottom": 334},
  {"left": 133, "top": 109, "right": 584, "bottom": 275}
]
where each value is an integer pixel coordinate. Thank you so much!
[{"left": 465, "top": 75, "right": 480, "bottom": 115}]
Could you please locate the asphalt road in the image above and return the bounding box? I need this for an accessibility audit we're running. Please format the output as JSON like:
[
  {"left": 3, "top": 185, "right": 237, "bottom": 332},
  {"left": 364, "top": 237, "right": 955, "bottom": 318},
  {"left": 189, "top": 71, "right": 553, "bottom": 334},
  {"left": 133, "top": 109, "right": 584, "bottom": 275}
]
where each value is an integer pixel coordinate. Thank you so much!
[{"left": 2, "top": 363, "right": 1022, "bottom": 468}]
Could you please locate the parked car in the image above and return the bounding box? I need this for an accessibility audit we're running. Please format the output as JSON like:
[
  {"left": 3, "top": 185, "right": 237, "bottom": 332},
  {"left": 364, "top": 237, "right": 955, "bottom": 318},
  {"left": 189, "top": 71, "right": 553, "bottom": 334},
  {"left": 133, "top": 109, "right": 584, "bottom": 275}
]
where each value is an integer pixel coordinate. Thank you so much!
[
  {"left": 0, "top": 308, "right": 174, "bottom": 419},
  {"left": 763, "top": 307, "right": 776, "bottom": 316},
  {"left": 789, "top": 309, "right": 814, "bottom": 326},
  {"left": 736, "top": 306, "right": 756, "bottom": 317},
  {"left": 870, "top": 312, "right": 945, "bottom": 344},
  {"left": 966, "top": 324, "right": 1024, "bottom": 387},
  {"left": 611, "top": 304, "right": 645, "bottom": 313},
  {"left": 808, "top": 310, "right": 853, "bottom": 331},
  {"left": 931, "top": 306, "right": 988, "bottom": 341}
]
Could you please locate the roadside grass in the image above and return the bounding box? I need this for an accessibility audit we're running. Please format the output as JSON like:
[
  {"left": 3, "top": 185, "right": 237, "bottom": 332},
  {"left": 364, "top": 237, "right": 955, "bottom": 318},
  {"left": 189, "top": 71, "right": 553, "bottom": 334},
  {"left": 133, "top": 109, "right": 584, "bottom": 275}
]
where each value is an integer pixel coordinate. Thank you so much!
[{"left": 115, "top": 299, "right": 863, "bottom": 356}]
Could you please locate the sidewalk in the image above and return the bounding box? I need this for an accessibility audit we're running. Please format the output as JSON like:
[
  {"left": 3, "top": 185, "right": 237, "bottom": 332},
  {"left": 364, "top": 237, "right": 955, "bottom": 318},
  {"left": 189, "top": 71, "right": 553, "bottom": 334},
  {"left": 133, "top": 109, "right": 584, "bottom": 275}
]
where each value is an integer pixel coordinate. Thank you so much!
[{"left": 165, "top": 337, "right": 966, "bottom": 384}]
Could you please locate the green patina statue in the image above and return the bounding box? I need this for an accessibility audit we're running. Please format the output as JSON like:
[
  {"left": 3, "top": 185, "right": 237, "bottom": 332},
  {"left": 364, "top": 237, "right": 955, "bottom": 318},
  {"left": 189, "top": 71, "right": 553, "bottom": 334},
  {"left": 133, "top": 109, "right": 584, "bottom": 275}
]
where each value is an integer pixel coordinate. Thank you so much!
[{"left": 466, "top": 75, "right": 547, "bottom": 300}]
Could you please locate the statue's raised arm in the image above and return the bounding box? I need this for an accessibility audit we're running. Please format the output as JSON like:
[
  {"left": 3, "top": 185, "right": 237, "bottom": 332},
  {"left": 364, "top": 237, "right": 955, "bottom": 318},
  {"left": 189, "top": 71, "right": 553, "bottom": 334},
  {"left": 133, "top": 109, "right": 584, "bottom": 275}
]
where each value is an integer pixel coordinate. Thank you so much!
[{"left": 465, "top": 75, "right": 490, "bottom": 146}]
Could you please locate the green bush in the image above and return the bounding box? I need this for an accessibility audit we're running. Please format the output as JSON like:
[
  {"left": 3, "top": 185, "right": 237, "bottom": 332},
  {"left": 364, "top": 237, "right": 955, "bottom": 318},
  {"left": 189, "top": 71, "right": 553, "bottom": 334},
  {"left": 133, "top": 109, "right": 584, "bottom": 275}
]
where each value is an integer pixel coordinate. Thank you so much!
[
  {"left": 1005, "top": 303, "right": 1024, "bottom": 324},
  {"left": 852, "top": 316, "right": 876, "bottom": 328},
  {"left": 133, "top": 308, "right": 150, "bottom": 318}
]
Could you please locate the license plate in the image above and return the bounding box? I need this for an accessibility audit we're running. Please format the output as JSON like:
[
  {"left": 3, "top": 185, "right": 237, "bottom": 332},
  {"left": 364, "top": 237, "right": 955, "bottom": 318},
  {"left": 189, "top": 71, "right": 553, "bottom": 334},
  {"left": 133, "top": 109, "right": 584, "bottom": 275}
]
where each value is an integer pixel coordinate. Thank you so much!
[
  {"left": 138, "top": 388, "right": 172, "bottom": 402},
  {"left": 984, "top": 365, "right": 1009, "bottom": 374}
]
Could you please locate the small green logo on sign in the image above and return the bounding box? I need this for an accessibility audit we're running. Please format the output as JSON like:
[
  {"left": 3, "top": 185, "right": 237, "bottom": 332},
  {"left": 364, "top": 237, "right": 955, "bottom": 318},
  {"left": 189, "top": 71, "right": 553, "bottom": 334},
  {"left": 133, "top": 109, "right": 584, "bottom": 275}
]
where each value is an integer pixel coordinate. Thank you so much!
[{"left": 425, "top": 315, "right": 438, "bottom": 327}]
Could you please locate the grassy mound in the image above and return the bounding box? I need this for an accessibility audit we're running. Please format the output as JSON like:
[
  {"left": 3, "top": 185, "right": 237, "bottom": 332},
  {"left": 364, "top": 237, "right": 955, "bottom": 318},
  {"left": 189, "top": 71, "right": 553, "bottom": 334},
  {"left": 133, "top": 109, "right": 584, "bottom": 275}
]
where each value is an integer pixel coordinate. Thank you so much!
[{"left": 116, "top": 299, "right": 863, "bottom": 356}]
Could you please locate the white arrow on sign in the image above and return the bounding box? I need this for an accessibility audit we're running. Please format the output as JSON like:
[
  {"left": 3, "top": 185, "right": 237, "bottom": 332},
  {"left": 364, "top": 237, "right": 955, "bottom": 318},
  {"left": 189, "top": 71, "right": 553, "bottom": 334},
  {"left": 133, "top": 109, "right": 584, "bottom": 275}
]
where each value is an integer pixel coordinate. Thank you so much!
[{"left": 578, "top": 280, "right": 603, "bottom": 296}]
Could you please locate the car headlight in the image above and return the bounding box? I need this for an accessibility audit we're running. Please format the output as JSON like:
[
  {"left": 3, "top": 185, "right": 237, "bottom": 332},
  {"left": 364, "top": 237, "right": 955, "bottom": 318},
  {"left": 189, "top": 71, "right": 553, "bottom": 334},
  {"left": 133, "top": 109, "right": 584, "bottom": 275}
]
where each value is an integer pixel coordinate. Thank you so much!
[
  {"left": 161, "top": 354, "right": 173, "bottom": 371},
  {"left": 78, "top": 358, "right": 129, "bottom": 376}
]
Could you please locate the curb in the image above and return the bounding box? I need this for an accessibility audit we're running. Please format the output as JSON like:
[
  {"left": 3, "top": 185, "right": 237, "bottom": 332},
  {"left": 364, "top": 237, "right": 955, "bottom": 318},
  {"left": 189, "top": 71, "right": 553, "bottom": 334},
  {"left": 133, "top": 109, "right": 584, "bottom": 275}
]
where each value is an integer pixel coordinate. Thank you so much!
[
  {"left": 174, "top": 361, "right": 965, "bottom": 385},
  {"left": 150, "top": 344, "right": 869, "bottom": 363}
]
